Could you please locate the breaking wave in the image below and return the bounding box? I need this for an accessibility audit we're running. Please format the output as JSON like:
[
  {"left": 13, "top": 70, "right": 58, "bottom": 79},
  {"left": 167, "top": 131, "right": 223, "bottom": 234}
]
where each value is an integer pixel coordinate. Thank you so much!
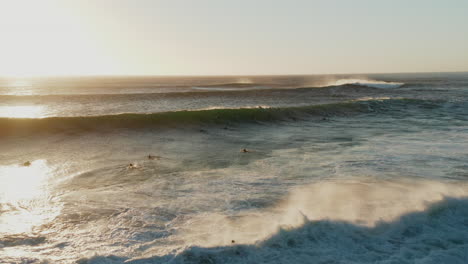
[
  {"left": 330, "top": 79, "right": 405, "bottom": 89},
  {"left": 78, "top": 178, "right": 468, "bottom": 264}
]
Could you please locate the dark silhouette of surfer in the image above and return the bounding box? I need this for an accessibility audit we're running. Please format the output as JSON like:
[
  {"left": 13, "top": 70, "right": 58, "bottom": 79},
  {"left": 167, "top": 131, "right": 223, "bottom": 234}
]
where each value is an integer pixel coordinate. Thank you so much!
[{"left": 148, "top": 154, "right": 160, "bottom": 160}]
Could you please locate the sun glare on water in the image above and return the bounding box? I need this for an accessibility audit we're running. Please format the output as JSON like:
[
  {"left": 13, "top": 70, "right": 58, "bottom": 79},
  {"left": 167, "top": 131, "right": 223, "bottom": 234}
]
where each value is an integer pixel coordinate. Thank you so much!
[
  {"left": 0, "top": 160, "right": 61, "bottom": 234},
  {"left": 0, "top": 105, "right": 47, "bottom": 118}
]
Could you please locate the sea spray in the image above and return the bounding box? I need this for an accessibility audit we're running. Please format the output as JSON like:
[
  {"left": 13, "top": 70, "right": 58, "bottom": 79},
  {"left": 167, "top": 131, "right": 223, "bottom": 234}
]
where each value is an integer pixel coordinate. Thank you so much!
[{"left": 176, "top": 177, "right": 468, "bottom": 248}]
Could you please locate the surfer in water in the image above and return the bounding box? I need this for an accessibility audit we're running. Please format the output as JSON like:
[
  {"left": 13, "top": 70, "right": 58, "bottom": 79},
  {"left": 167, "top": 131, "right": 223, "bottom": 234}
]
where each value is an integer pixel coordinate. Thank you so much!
[
  {"left": 241, "top": 148, "right": 249, "bottom": 153},
  {"left": 23, "top": 161, "right": 31, "bottom": 167},
  {"left": 148, "top": 154, "right": 160, "bottom": 160}
]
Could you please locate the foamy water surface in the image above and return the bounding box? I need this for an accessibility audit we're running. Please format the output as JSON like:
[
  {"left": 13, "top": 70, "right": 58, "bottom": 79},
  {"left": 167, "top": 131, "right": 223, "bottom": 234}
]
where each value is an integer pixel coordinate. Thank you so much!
[{"left": 1, "top": 73, "right": 468, "bottom": 263}]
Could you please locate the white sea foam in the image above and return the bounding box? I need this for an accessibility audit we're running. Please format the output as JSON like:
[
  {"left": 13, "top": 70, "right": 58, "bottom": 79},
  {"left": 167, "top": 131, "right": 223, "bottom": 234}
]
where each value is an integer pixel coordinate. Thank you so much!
[
  {"left": 79, "top": 178, "right": 468, "bottom": 263},
  {"left": 178, "top": 178, "right": 468, "bottom": 248}
]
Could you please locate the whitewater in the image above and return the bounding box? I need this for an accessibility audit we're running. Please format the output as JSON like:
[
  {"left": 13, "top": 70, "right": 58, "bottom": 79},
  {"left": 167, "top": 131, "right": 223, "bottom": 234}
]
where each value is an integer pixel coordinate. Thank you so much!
[{"left": 0, "top": 73, "right": 468, "bottom": 263}]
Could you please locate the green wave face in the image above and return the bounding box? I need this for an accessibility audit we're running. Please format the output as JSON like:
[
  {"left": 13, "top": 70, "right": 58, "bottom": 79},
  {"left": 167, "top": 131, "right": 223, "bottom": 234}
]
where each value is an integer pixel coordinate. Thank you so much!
[{"left": 0, "top": 98, "right": 457, "bottom": 137}]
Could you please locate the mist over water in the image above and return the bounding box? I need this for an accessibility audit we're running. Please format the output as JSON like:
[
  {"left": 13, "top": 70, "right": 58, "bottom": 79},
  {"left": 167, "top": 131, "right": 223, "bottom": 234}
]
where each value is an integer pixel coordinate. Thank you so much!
[{"left": 1, "top": 73, "right": 468, "bottom": 263}]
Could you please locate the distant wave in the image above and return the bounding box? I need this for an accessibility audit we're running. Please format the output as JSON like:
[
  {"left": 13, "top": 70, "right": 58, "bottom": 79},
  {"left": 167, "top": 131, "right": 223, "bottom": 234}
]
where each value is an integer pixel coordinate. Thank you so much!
[
  {"left": 192, "top": 86, "right": 270, "bottom": 91},
  {"left": 193, "top": 82, "right": 259, "bottom": 88},
  {"left": 0, "top": 84, "right": 344, "bottom": 99},
  {"left": 329, "top": 79, "right": 405, "bottom": 89},
  {"left": 0, "top": 98, "right": 446, "bottom": 137},
  {"left": 0, "top": 80, "right": 404, "bottom": 98}
]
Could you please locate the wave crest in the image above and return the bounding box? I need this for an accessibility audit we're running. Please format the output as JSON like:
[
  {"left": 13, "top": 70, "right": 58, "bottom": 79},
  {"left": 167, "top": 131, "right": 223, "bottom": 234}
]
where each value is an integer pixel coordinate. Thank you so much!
[
  {"left": 0, "top": 98, "right": 441, "bottom": 137},
  {"left": 330, "top": 79, "right": 404, "bottom": 89}
]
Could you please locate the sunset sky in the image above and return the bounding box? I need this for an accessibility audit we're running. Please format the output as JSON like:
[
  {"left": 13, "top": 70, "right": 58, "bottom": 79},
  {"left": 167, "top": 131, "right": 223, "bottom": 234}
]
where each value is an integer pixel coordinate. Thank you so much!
[{"left": 0, "top": 0, "right": 467, "bottom": 76}]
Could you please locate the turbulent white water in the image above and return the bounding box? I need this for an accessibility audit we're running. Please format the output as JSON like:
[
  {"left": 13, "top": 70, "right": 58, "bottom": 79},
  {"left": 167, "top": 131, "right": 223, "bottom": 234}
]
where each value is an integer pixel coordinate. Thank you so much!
[{"left": 1, "top": 73, "right": 468, "bottom": 263}]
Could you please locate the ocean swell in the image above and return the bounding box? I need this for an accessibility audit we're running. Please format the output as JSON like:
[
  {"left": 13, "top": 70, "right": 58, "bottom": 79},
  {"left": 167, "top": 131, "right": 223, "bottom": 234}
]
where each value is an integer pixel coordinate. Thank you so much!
[{"left": 0, "top": 98, "right": 446, "bottom": 137}]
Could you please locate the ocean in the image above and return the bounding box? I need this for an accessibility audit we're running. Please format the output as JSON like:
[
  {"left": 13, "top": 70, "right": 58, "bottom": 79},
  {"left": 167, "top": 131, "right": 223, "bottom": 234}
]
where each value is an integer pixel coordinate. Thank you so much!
[{"left": 1, "top": 73, "right": 468, "bottom": 263}]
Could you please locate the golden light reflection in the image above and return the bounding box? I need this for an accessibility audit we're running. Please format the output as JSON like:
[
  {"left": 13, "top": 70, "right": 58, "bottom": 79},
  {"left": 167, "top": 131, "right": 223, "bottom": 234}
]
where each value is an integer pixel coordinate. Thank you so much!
[
  {"left": 0, "top": 105, "right": 46, "bottom": 118},
  {"left": 3, "top": 78, "right": 34, "bottom": 95},
  {"left": 0, "top": 160, "right": 61, "bottom": 234}
]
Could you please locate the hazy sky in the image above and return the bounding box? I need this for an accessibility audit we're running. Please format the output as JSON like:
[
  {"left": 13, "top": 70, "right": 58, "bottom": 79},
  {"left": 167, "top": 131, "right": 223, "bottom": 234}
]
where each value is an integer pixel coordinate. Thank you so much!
[{"left": 0, "top": 0, "right": 467, "bottom": 76}]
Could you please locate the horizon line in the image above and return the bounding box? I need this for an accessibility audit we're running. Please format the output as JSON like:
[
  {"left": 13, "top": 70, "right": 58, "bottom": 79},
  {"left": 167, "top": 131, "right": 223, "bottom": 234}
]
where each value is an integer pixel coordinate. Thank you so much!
[{"left": 1, "top": 70, "right": 467, "bottom": 78}]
